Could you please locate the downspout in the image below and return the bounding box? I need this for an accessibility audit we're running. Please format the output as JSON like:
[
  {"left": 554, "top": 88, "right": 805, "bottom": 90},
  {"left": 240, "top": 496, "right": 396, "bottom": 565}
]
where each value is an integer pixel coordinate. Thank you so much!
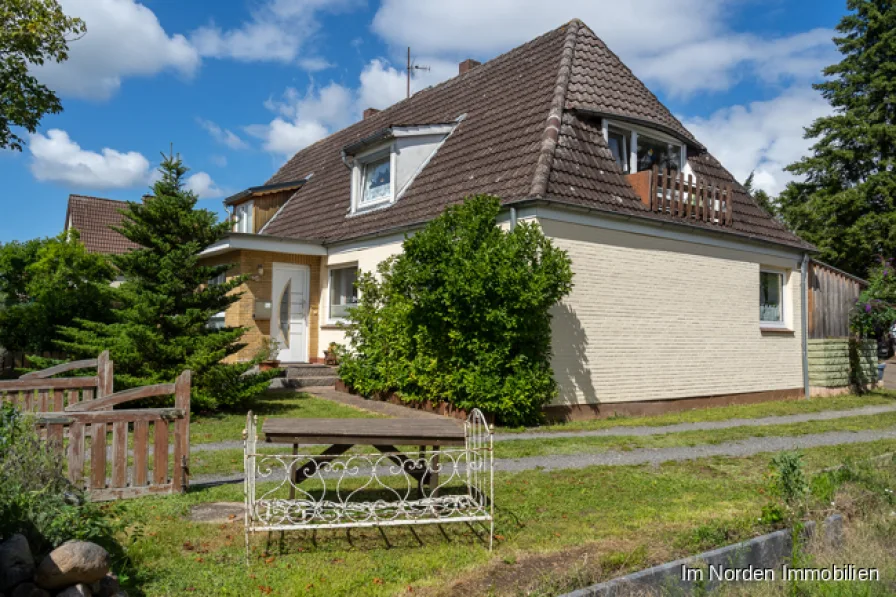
[
  {"left": 801, "top": 254, "right": 810, "bottom": 398},
  {"left": 509, "top": 206, "right": 517, "bottom": 230}
]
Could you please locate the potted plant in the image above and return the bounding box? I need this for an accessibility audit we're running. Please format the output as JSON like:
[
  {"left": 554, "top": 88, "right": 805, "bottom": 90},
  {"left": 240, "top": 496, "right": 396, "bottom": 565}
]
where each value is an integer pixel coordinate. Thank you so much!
[
  {"left": 324, "top": 342, "right": 340, "bottom": 366},
  {"left": 256, "top": 337, "right": 281, "bottom": 371}
]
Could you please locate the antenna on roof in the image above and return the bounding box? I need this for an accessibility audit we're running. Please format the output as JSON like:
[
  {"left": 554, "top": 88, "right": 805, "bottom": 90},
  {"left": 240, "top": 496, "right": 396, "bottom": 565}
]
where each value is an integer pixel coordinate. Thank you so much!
[{"left": 406, "top": 47, "right": 430, "bottom": 99}]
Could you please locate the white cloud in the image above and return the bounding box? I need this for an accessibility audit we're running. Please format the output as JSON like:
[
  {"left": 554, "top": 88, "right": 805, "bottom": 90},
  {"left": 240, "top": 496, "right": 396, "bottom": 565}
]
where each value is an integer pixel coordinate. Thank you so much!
[
  {"left": 191, "top": 0, "right": 358, "bottom": 63},
  {"left": 185, "top": 171, "right": 224, "bottom": 199},
  {"left": 197, "top": 118, "right": 248, "bottom": 150},
  {"left": 35, "top": 0, "right": 199, "bottom": 100},
  {"left": 298, "top": 57, "right": 334, "bottom": 71},
  {"left": 681, "top": 88, "right": 832, "bottom": 195},
  {"left": 28, "top": 129, "right": 151, "bottom": 188},
  {"left": 370, "top": 0, "right": 835, "bottom": 97},
  {"left": 249, "top": 57, "right": 457, "bottom": 156}
]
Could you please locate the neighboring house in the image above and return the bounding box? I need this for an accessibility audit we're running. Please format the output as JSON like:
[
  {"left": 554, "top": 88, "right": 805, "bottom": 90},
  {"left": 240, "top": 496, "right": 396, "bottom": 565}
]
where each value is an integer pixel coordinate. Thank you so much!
[
  {"left": 65, "top": 195, "right": 140, "bottom": 255},
  {"left": 67, "top": 20, "right": 824, "bottom": 418}
]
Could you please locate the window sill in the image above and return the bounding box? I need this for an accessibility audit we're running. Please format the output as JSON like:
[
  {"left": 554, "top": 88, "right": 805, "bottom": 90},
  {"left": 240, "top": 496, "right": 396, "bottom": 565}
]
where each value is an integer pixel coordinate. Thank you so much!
[
  {"left": 321, "top": 322, "right": 347, "bottom": 330},
  {"left": 760, "top": 326, "right": 794, "bottom": 335}
]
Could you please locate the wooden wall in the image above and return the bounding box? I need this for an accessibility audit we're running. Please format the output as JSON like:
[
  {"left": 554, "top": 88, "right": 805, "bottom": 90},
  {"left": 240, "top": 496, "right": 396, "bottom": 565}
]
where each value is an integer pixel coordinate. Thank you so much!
[
  {"left": 253, "top": 190, "right": 294, "bottom": 233},
  {"left": 807, "top": 260, "right": 867, "bottom": 339}
]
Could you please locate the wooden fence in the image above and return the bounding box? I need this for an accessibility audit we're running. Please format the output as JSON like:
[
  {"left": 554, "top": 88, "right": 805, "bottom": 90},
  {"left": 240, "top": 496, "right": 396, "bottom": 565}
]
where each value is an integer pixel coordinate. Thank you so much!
[
  {"left": 627, "top": 168, "right": 734, "bottom": 226},
  {"left": 0, "top": 352, "right": 191, "bottom": 501},
  {"left": 807, "top": 260, "right": 868, "bottom": 339}
]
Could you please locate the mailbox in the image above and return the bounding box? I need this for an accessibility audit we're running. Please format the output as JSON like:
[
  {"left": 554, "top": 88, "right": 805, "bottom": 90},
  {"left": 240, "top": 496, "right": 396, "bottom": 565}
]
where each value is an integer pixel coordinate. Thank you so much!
[{"left": 254, "top": 300, "right": 272, "bottom": 320}]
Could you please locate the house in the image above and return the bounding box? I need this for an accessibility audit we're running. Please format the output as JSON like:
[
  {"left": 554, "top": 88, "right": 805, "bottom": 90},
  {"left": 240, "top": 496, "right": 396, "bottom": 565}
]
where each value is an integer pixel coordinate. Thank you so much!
[
  {"left": 195, "top": 19, "right": 821, "bottom": 419},
  {"left": 65, "top": 20, "right": 832, "bottom": 419}
]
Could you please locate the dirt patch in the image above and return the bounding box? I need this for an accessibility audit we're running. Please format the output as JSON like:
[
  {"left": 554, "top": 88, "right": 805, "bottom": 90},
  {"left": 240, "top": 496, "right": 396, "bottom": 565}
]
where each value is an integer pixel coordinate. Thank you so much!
[
  {"left": 428, "top": 539, "right": 665, "bottom": 597},
  {"left": 188, "top": 502, "right": 245, "bottom": 524}
]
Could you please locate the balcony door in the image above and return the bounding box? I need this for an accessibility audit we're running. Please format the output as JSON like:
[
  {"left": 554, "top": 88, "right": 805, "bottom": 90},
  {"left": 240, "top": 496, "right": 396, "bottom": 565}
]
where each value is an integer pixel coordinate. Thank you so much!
[{"left": 272, "top": 263, "right": 309, "bottom": 363}]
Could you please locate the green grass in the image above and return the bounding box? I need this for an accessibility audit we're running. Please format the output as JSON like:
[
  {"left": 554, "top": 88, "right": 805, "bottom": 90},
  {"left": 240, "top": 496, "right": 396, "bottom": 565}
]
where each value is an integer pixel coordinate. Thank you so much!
[
  {"left": 500, "top": 390, "right": 896, "bottom": 434},
  {"left": 187, "top": 410, "right": 896, "bottom": 478},
  {"left": 114, "top": 440, "right": 896, "bottom": 597},
  {"left": 190, "top": 390, "right": 382, "bottom": 445}
]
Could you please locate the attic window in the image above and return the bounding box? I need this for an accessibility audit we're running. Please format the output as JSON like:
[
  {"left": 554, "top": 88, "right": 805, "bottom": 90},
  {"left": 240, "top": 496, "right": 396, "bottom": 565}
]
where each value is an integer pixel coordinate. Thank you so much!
[
  {"left": 602, "top": 119, "right": 685, "bottom": 174},
  {"left": 361, "top": 154, "right": 392, "bottom": 206}
]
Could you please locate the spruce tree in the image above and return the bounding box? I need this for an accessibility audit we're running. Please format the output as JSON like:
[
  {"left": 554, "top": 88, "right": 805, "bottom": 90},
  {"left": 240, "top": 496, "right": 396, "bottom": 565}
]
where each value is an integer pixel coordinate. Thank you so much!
[
  {"left": 60, "top": 155, "right": 277, "bottom": 410},
  {"left": 778, "top": 0, "right": 896, "bottom": 279}
]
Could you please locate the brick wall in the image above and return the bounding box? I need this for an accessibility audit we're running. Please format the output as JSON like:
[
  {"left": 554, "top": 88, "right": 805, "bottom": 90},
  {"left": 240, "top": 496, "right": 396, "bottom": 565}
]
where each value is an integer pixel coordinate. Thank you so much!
[
  {"left": 541, "top": 219, "right": 805, "bottom": 406},
  {"left": 202, "top": 250, "right": 322, "bottom": 363}
]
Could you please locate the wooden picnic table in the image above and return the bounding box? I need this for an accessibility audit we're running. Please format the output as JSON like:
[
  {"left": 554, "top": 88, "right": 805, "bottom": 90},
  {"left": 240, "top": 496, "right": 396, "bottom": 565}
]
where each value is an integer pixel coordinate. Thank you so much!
[{"left": 262, "top": 418, "right": 466, "bottom": 497}]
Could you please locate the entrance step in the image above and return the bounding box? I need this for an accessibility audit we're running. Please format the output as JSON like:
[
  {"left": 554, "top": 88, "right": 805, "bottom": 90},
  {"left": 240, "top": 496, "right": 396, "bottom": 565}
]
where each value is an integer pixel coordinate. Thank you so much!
[{"left": 284, "top": 363, "right": 338, "bottom": 379}]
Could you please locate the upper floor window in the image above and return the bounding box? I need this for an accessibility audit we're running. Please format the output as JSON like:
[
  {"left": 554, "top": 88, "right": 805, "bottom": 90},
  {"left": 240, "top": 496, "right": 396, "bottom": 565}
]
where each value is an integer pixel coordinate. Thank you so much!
[
  {"left": 603, "top": 120, "right": 685, "bottom": 175},
  {"left": 233, "top": 200, "right": 254, "bottom": 233},
  {"left": 361, "top": 154, "right": 392, "bottom": 206}
]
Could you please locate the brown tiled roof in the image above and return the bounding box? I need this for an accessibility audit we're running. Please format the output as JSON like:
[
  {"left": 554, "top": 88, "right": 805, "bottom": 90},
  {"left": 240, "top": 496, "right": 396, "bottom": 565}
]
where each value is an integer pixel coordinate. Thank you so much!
[
  {"left": 261, "top": 19, "right": 812, "bottom": 252},
  {"left": 65, "top": 195, "right": 140, "bottom": 255}
]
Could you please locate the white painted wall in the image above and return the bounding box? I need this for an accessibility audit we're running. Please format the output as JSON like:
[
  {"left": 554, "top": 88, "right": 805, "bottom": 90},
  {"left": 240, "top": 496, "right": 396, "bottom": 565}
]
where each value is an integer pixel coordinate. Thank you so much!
[{"left": 540, "top": 217, "right": 805, "bottom": 405}]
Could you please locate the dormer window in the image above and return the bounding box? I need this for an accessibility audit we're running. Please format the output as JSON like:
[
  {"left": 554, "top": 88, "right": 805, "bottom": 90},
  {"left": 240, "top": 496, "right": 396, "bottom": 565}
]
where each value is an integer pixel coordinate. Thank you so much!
[
  {"left": 602, "top": 119, "right": 686, "bottom": 175},
  {"left": 344, "top": 119, "right": 464, "bottom": 216},
  {"left": 360, "top": 152, "right": 393, "bottom": 207}
]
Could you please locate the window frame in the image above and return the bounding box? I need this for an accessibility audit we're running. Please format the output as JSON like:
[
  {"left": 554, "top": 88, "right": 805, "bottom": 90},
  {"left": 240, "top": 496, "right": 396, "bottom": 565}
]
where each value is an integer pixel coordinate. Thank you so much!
[
  {"left": 327, "top": 264, "right": 360, "bottom": 324},
  {"left": 759, "top": 268, "right": 787, "bottom": 329},
  {"left": 352, "top": 146, "right": 396, "bottom": 213},
  {"left": 601, "top": 119, "right": 686, "bottom": 174}
]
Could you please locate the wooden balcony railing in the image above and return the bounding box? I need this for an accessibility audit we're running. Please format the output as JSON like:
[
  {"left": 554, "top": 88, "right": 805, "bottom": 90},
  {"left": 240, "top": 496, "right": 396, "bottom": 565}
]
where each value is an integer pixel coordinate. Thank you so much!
[{"left": 627, "top": 167, "right": 734, "bottom": 226}]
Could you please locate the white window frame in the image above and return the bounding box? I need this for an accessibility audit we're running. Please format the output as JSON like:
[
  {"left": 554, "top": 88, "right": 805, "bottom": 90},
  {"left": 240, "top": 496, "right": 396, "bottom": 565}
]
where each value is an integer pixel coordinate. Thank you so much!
[
  {"left": 207, "top": 272, "right": 227, "bottom": 329},
  {"left": 759, "top": 267, "right": 787, "bottom": 329},
  {"left": 233, "top": 200, "right": 255, "bottom": 234},
  {"left": 601, "top": 119, "right": 686, "bottom": 174},
  {"left": 327, "top": 264, "right": 359, "bottom": 324},
  {"left": 351, "top": 145, "right": 397, "bottom": 213}
]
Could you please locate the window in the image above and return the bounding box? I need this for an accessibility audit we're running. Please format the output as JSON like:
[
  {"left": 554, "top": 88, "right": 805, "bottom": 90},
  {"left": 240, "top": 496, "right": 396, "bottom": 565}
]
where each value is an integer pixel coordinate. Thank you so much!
[
  {"left": 329, "top": 266, "right": 359, "bottom": 320},
  {"left": 207, "top": 273, "right": 227, "bottom": 329},
  {"left": 360, "top": 155, "right": 392, "bottom": 206},
  {"left": 233, "top": 201, "right": 254, "bottom": 233},
  {"left": 603, "top": 120, "right": 685, "bottom": 174},
  {"left": 607, "top": 126, "right": 629, "bottom": 173},
  {"left": 760, "top": 270, "right": 785, "bottom": 324}
]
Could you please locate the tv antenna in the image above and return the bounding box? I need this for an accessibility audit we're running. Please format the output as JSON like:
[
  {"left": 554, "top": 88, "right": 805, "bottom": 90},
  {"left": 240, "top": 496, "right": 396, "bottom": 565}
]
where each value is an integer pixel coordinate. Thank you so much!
[{"left": 407, "top": 47, "right": 430, "bottom": 99}]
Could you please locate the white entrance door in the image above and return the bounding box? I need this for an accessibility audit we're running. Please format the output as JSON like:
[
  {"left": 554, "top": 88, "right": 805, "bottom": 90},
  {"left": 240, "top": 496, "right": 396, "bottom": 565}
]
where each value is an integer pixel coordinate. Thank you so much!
[{"left": 271, "top": 263, "right": 309, "bottom": 362}]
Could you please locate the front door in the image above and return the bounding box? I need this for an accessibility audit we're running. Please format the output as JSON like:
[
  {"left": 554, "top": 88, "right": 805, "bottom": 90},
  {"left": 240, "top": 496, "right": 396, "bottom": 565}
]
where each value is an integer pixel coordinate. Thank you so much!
[{"left": 271, "top": 263, "right": 309, "bottom": 362}]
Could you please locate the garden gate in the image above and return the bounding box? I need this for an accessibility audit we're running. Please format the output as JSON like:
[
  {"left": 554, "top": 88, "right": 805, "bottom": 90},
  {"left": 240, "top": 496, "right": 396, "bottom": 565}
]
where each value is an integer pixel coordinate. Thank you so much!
[{"left": 0, "top": 352, "right": 191, "bottom": 501}]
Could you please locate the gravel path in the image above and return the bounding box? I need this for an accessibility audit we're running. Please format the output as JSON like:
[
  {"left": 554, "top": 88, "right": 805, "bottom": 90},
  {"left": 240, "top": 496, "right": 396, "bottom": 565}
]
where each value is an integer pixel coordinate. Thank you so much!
[
  {"left": 186, "top": 403, "right": 896, "bottom": 453},
  {"left": 190, "top": 427, "right": 896, "bottom": 486}
]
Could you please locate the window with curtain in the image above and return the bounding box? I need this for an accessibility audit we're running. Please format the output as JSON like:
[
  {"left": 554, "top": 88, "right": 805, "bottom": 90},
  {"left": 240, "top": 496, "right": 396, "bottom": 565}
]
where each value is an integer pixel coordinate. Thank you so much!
[
  {"left": 760, "top": 271, "right": 784, "bottom": 323},
  {"left": 360, "top": 156, "right": 391, "bottom": 206},
  {"left": 329, "top": 266, "right": 359, "bottom": 320}
]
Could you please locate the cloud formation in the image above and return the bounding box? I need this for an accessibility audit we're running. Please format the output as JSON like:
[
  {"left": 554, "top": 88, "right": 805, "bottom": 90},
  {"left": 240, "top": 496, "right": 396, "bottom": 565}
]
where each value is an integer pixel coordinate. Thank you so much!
[{"left": 28, "top": 129, "right": 151, "bottom": 188}]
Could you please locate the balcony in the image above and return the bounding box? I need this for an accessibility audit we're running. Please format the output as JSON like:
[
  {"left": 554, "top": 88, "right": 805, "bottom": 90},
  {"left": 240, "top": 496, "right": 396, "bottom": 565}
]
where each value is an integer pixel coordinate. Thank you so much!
[{"left": 627, "top": 167, "right": 734, "bottom": 226}]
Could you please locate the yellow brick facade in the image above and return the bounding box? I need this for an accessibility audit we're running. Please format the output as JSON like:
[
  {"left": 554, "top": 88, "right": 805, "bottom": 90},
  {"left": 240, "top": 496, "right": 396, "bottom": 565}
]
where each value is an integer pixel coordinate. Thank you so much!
[
  {"left": 541, "top": 218, "right": 805, "bottom": 406},
  {"left": 201, "top": 250, "right": 322, "bottom": 363}
]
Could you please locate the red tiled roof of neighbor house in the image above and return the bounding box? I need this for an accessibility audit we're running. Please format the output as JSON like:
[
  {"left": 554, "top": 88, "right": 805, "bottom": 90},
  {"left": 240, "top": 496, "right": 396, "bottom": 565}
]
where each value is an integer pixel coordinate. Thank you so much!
[
  {"left": 64, "top": 195, "right": 140, "bottom": 255},
  {"left": 261, "top": 19, "right": 813, "bottom": 252}
]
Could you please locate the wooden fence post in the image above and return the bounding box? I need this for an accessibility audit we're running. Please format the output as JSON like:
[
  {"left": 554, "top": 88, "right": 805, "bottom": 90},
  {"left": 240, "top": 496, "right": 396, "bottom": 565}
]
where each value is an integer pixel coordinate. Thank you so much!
[
  {"left": 97, "top": 351, "right": 113, "bottom": 399},
  {"left": 172, "top": 370, "right": 191, "bottom": 492}
]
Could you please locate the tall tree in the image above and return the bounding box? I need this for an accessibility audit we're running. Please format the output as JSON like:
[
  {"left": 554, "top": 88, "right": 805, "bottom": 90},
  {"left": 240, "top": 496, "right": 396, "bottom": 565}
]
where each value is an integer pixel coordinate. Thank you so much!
[
  {"left": 60, "top": 155, "right": 277, "bottom": 411},
  {"left": 1, "top": 0, "right": 85, "bottom": 151},
  {"left": 0, "top": 231, "right": 113, "bottom": 356},
  {"left": 778, "top": 0, "right": 896, "bottom": 279},
  {"left": 743, "top": 171, "right": 778, "bottom": 217}
]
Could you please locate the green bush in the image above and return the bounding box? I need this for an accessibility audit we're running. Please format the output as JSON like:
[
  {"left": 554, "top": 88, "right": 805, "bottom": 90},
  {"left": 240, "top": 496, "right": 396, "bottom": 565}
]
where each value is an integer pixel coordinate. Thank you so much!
[
  {"left": 337, "top": 196, "right": 573, "bottom": 426},
  {"left": 0, "top": 404, "right": 128, "bottom": 563}
]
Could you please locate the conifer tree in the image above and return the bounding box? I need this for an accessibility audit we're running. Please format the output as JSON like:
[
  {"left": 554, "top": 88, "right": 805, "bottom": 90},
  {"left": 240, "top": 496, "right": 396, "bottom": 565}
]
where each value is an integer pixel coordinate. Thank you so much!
[
  {"left": 778, "top": 0, "right": 896, "bottom": 278},
  {"left": 60, "top": 155, "right": 277, "bottom": 410}
]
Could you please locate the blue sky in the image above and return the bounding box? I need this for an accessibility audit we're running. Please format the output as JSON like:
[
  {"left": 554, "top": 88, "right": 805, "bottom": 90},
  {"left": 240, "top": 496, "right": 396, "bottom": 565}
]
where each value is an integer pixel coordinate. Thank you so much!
[{"left": 0, "top": 0, "right": 846, "bottom": 243}]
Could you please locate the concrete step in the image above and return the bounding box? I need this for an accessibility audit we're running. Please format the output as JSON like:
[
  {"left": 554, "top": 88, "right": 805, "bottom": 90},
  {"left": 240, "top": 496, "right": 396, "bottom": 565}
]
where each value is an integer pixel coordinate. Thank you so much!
[
  {"left": 284, "top": 364, "right": 338, "bottom": 379},
  {"left": 269, "top": 376, "right": 338, "bottom": 390}
]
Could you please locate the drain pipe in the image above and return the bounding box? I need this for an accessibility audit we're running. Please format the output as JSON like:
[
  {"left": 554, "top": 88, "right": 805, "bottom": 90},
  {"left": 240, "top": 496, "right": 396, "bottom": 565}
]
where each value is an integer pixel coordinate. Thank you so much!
[
  {"left": 801, "top": 254, "right": 810, "bottom": 398},
  {"left": 509, "top": 206, "right": 518, "bottom": 230}
]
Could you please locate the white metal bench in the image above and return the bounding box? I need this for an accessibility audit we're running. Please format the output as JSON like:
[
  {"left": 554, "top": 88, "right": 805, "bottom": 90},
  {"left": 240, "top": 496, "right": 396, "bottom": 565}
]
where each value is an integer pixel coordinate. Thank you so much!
[{"left": 242, "top": 409, "right": 494, "bottom": 560}]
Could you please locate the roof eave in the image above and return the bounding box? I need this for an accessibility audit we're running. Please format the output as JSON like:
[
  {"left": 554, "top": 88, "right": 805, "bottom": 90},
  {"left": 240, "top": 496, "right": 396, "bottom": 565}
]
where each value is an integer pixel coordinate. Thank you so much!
[{"left": 223, "top": 179, "right": 309, "bottom": 206}]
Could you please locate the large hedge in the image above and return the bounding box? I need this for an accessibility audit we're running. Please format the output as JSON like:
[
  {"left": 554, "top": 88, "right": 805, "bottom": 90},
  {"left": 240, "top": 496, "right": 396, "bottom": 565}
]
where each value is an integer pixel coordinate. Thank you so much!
[{"left": 337, "top": 196, "right": 573, "bottom": 426}]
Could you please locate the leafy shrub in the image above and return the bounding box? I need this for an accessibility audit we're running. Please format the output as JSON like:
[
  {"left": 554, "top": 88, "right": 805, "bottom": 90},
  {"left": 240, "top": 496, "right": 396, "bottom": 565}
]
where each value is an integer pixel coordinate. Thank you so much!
[
  {"left": 0, "top": 404, "right": 128, "bottom": 562},
  {"left": 338, "top": 196, "right": 573, "bottom": 426}
]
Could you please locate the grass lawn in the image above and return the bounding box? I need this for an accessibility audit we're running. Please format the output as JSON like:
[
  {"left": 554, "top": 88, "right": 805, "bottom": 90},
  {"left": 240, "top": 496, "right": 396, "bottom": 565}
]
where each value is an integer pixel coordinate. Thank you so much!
[
  {"left": 187, "top": 408, "right": 896, "bottom": 478},
  {"left": 116, "top": 440, "right": 896, "bottom": 596},
  {"left": 190, "top": 390, "right": 382, "bottom": 445},
  {"left": 501, "top": 390, "right": 896, "bottom": 434}
]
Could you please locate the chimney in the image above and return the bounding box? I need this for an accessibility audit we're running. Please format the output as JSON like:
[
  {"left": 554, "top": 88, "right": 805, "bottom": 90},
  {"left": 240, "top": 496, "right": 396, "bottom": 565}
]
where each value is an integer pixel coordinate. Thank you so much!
[
  {"left": 363, "top": 107, "right": 380, "bottom": 120},
  {"left": 458, "top": 59, "right": 481, "bottom": 75}
]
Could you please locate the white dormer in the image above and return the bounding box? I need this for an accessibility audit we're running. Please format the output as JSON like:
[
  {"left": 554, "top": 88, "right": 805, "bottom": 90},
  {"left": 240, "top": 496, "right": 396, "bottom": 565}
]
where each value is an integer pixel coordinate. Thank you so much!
[{"left": 343, "top": 119, "right": 464, "bottom": 215}]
